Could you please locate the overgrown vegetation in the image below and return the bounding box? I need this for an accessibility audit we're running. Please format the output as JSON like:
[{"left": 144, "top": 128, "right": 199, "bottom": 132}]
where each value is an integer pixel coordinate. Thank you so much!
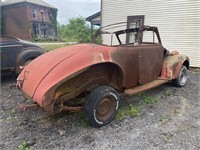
[
  {"left": 75, "top": 112, "right": 89, "bottom": 128},
  {"left": 192, "top": 68, "right": 200, "bottom": 74},
  {"left": 116, "top": 103, "right": 140, "bottom": 120},
  {"left": 137, "top": 92, "right": 158, "bottom": 105},
  {"left": 49, "top": 9, "right": 58, "bottom": 36},
  {"left": 116, "top": 92, "right": 158, "bottom": 120},
  {"left": 58, "top": 16, "right": 97, "bottom": 43}
]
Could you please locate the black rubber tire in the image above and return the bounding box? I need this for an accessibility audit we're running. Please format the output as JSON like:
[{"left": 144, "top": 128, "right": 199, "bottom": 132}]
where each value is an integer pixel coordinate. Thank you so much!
[
  {"left": 24, "top": 59, "right": 33, "bottom": 66},
  {"left": 84, "top": 86, "right": 119, "bottom": 128},
  {"left": 15, "top": 59, "right": 33, "bottom": 75},
  {"left": 172, "top": 65, "right": 188, "bottom": 87}
]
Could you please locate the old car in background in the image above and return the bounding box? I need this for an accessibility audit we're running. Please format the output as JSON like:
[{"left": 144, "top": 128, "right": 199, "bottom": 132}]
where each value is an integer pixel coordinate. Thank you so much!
[
  {"left": 17, "top": 23, "right": 189, "bottom": 128},
  {"left": 0, "top": 35, "right": 45, "bottom": 75}
]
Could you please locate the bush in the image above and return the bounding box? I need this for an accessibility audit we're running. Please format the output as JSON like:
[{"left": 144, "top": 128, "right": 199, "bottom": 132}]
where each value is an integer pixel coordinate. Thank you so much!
[{"left": 58, "top": 16, "right": 95, "bottom": 43}]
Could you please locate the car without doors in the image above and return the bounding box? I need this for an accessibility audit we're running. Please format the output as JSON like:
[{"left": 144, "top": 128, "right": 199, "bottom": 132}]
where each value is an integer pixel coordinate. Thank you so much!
[
  {"left": 17, "top": 23, "right": 189, "bottom": 128},
  {"left": 0, "top": 35, "right": 45, "bottom": 75}
]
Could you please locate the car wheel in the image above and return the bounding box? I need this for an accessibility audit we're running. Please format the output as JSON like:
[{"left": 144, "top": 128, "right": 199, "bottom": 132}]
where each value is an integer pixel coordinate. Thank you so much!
[
  {"left": 24, "top": 59, "right": 33, "bottom": 66},
  {"left": 172, "top": 65, "right": 188, "bottom": 87},
  {"left": 15, "top": 59, "right": 33, "bottom": 75},
  {"left": 19, "top": 59, "right": 33, "bottom": 70},
  {"left": 84, "top": 86, "right": 119, "bottom": 128}
]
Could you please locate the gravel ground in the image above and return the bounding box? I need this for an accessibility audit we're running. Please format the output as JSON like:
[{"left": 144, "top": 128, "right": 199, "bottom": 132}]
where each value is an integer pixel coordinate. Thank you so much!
[{"left": 0, "top": 70, "right": 199, "bottom": 150}]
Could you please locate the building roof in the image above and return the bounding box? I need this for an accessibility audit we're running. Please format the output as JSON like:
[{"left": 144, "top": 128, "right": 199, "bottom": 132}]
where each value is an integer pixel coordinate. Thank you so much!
[
  {"left": 86, "top": 11, "right": 101, "bottom": 26},
  {"left": 1, "top": 0, "right": 57, "bottom": 9},
  {"left": 86, "top": 11, "right": 100, "bottom": 22}
]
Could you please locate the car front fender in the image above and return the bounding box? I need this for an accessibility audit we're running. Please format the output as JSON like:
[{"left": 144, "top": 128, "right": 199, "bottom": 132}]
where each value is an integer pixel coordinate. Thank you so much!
[{"left": 160, "top": 53, "right": 189, "bottom": 80}]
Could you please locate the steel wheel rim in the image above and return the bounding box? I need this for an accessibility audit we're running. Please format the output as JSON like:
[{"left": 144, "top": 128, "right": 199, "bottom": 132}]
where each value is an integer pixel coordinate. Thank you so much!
[
  {"left": 96, "top": 96, "right": 115, "bottom": 122},
  {"left": 179, "top": 67, "right": 187, "bottom": 85}
]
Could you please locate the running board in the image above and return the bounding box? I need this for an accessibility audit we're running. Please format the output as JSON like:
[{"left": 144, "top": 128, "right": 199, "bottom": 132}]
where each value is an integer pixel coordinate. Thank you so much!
[{"left": 124, "top": 79, "right": 168, "bottom": 96}]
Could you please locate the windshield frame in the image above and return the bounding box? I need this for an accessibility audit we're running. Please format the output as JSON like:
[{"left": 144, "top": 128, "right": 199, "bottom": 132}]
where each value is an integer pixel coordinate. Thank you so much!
[{"left": 93, "top": 22, "right": 162, "bottom": 46}]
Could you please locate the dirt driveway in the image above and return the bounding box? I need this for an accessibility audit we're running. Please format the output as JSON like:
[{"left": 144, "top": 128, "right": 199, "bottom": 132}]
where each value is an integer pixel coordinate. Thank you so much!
[{"left": 0, "top": 70, "right": 199, "bottom": 150}]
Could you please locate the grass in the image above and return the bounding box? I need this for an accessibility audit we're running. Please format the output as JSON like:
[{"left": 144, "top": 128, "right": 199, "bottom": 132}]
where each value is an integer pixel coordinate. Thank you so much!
[
  {"left": 18, "top": 141, "right": 29, "bottom": 150},
  {"left": 116, "top": 92, "right": 158, "bottom": 120},
  {"left": 6, "top": 108, "right": 16, "bottom": 121},
  {"left": 49, "top": 92, "right": 159, "bottom": 126},
  {"left": 163, "top": 90, "right": 172, "bottom": 96},
  {"left": 75, "top": 112, "right": 89, "bottom": 128},
  {"left": 61, "top": 37, "right": 78, "bottom": 42},
  {"left": 163, "top": 90, "right": 178, "bottom": 97},
  {"left": 41, "top": 43, "right": 69, "bottom": 51},
  {"left": 116, "top": 103, "right": 140, "bottom": 120},
  {"left": 192, "top": 68, "right": 200, "bottom": 74},
  {"left": 137, "top": 92, "right": 159, "bottom": 105},
  {"left": 143, "top": 96, "right": 158, "bottom": 105},
  {"left": 159, "top": 115, "right": 171, "bottom": 124}
]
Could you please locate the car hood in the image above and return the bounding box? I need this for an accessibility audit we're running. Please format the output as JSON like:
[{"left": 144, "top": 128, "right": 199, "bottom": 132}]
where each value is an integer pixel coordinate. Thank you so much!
[{"left": 17, "top": 43, "right": 108, "bottom": 98}]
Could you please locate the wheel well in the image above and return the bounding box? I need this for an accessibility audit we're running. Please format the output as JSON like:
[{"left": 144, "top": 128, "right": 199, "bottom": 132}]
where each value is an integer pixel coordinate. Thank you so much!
[
  {"left": 53, "top": 62, "right": 125, "bottom": 102},
  {"left": 183, "top": 60, "right": 189, "bottom": 69},
  {"left": 24, "top": 57, "right": 35, "bottom": 63},
  {"left": 90, "top": 63, "right": 125, "bottom": 90}
]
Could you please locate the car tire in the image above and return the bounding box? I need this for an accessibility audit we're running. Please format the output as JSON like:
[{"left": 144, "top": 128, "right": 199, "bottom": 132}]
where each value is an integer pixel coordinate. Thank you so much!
[
  {"left": 172, "top": 65, "right": 188, "bottom": 87},
  {"left": 24, "top": 59, "right": 33, "bottom": 66},
  {"left": 15, "top": 59, "right": 33, "bottom": 75},
  {"left": 84, "top": 86, "right": 119, "bottom": 128}
]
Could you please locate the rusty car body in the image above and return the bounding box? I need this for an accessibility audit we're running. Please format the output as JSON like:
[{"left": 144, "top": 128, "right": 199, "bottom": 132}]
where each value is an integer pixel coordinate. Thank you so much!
[
  {"left": 0, "top": 35, "right": 45, "bottom": 75},
  {"left": 17, "top": 24, "right": 189, "bottom": 127}
]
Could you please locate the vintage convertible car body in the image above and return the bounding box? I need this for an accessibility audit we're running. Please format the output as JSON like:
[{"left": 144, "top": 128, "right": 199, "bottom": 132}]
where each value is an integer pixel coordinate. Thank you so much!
[{"left": 17, "top": 24, "right": 189, "bottom": 128}]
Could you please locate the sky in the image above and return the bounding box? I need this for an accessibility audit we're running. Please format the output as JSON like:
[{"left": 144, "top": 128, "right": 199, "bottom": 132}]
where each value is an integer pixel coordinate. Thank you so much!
[{"left": 44, "top": 0, "right": 100, "bottom": 24}]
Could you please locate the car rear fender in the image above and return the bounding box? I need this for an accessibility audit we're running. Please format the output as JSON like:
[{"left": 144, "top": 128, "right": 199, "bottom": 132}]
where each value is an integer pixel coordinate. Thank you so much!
[
  {"left": 53, "top": 62, "right": 125, "bottom": 98},
  {"left": 32, "top": 51, "right": 125, "bottom": 113},
  {"left": 160, "top": 53, "right": 189, "bottom": 80},
  {"left": 16, "top": 47, "right": 45, "bottom": 73}
]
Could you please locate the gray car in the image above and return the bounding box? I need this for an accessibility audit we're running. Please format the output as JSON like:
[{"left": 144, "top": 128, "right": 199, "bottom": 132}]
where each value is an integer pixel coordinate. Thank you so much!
[{"left": 0, "top": 35, "right": 45, "bottom": 75}]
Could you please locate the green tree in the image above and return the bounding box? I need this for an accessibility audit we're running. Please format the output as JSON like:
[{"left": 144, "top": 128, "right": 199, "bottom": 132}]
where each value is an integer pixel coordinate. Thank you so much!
[
  {"left": 57, "top": 23, "right": 67, "bottom": 40},
  {"left": 58, "top": 16, "right": 92, "bottom": 43}
]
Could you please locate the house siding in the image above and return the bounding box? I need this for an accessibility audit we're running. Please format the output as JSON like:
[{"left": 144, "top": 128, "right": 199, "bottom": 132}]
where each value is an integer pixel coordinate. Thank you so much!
[
  {"left": 27, "top": 4, "right": 51, "bottom": 23},
  {"left": 102, "top": 0, "right": 200, "bottom": 67},
  {"left": 2, "top": 2, "right": 57, "bottom": 41},
  {"left": 2, "top": 5, "right": 30, "bottom": 40}
]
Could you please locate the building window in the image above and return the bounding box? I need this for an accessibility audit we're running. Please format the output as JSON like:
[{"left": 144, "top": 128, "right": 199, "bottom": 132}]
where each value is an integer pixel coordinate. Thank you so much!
[
  {"left": 32, "top": 9, "right": 37, "bottom": 19},
  {"left": 126, "top": 15, "right": 145, "bottom": 44},
  {"left": 48, "top": 11, "right": 53, "bottom": 18},
  {"left": 33, "top": 23, "right": 40, "bottom": 35},
  {"left": 40, "top": 10, "right": 45, "bottom": 22}
]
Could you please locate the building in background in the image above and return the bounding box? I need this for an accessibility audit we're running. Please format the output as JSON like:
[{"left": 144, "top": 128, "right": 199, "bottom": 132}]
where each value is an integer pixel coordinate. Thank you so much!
[
  {"left": 101, "top": 0, "right": 200, "bottom": 67},
  {"left": 86, "top": 11, "right": 101, "bottom": 41},
  {"left": 1, "top": 0, "right": 58, "bottom": 40}
]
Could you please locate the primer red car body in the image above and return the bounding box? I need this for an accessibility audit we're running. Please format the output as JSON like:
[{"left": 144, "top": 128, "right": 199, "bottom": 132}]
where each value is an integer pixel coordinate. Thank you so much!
[
  {"left": 18, "top": 44, "right": 116, "bottom": 106},
  {"left": 17, "top": 24, "right": 189, "bottom": 127}
]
